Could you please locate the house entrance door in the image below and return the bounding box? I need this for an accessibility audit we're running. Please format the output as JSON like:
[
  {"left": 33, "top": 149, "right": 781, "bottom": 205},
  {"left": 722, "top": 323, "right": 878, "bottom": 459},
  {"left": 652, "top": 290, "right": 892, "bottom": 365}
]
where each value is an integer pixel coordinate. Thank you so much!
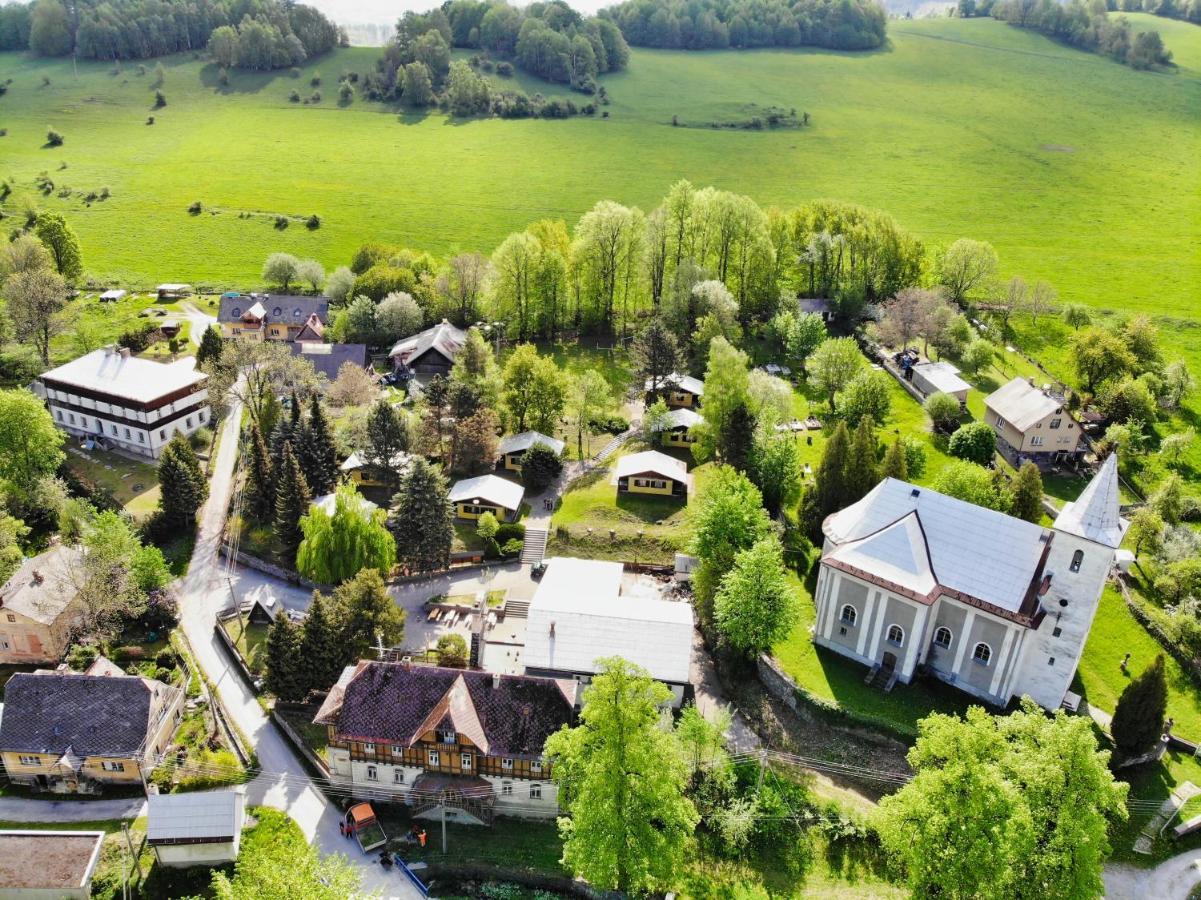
[{"left": 881, "top": 652, "right": 897, "bottom": 672}]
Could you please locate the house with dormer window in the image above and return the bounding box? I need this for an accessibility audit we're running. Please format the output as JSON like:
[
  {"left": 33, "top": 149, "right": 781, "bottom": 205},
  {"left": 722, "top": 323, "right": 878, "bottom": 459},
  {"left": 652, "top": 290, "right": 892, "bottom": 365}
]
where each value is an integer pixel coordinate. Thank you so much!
[{"left": 314, "top": 662, "right": 575, "bottom": 824}]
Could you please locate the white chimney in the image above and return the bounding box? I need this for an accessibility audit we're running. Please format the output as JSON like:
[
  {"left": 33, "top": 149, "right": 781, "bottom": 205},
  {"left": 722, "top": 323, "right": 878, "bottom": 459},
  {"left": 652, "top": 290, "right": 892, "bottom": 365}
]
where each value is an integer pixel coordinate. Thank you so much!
[{"left": 492, "top": 673, "right": 501, "bottom": 689}]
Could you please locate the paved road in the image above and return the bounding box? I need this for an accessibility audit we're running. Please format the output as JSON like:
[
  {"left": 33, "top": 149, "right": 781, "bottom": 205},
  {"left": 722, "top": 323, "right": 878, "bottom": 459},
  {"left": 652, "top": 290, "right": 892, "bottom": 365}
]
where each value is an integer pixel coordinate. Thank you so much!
[
  {"left": 1106, "top": 851, "right": 1201, "bottom": 899},
  {"left": 0, "top": 796, "right": 147, "bottom": 822},
  {"left": 177, "top": 392, "right": 421, "bottom": 899},
  {"left": 179, "top": 301, "right": 217, "bottom": 346}
]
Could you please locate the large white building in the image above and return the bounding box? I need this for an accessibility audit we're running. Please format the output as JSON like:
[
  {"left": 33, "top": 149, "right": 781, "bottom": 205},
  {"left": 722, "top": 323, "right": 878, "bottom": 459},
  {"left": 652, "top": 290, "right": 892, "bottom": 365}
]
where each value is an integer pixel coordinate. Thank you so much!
[
  {"left": 34, "top": 346, "right": 211, "bottom": 459},
  {"left": 812, "top": 455, "right": 1125, "bottom": 709}
]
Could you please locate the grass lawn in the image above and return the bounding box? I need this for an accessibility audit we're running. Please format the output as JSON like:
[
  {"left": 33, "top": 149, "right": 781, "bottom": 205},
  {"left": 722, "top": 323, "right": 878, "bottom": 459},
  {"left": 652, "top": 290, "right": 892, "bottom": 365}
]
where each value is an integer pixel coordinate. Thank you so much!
[
  {"left": 63, "top": 446, "right": 161, "bottom": 519},
  {"left": 221, "top": 614, "right": 270, "bottom": 675}
]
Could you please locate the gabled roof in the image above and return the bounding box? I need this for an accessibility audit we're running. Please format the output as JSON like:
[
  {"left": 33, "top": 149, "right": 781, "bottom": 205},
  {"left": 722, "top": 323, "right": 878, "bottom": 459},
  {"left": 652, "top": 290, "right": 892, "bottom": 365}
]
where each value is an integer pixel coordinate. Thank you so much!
[
  {"left": 645, "top": 372, "right": 704, "bottom": 396},
  {"left": 288, "top": 342, "right": 370, "bottom": 381},
  {"left": 39, "top": 349, "right": 206, "bottom": 404},
  {"left": 1052, "top": 453, "right": 1127, "bottom": 549},
  {"left": 825, "top": 512, "right": 937, "bottom": 598},
  {"left": 217, "top": 294, "right": 329, "bottom": 325},
  {"left": 823, "top": 477, "right": 1049, "bottom": 615},
  {"left": 658, "top": 408, "right": 704, "bottom": 430},
  {"left": 449, "top": 474, "right": 524, "bottom": 511},
  {"left": 612, "top": 450, "right": 690, "bottom": 486},
  {"left": 911, "top": 361, "right": 971, "bottom": 396},
  {"left": 148, "top": 790, "right": 243, "bottom": 844},
  {"left": 497, "top": 431, "right": 565, "bottom": 456},
  {"left": 0, "top": 545, "right": 82, "bottom": 625},
  {"left": 310, "top": 492, "right": 379, "bottom": 517},
  {"left": 84, "top": 656, "right": 126, "bottom": 678},
  {"left": 389, "top": 320, "right": 467, "bottom": 364},
  {"left": 525, "top": 558, "right": 694, "bottom": 684},
  {"left": 293, "top": 313, "right": 326, "bottom": 341},
  {"left": 984, "top": 377, "right": 1065, "bottom": 431},
  {"left": 0, "top": 672, "right": 175, "bottom": 758},
  {"left": 313, "top": 662, "right": 575, "bottom": 758},
  {"left": 340, "top": 450, "right": 412, "bottom": 472}
]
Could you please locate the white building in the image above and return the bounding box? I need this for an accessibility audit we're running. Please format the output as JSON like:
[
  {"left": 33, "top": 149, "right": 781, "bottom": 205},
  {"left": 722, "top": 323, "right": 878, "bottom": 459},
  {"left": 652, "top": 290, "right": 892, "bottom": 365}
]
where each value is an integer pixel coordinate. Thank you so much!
[
  {"left": 523, "top": 558, "right": 694, "bottom": 706},
  {"left": 147, "top": 788, "right": 246, "bottom": 867},
  {"left": 910, "top": 361, "right": 971, "bottom": 406},
  {"left": 812, "top": 455, "right": 1124, "bottom": 710},
  {"left": 35, "top": 347, "right": 210, "bottom": 459}
]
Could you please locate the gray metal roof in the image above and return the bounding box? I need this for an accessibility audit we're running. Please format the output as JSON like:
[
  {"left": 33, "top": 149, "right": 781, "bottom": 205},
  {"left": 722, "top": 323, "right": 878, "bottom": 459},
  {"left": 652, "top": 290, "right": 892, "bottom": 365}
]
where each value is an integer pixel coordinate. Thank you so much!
[
  {"left": 148, "top": 790, "right": 243, "bottom": 843},
  {"left": 1052, "top": 454, "right": 1126, "bottom": 549},
  {"left": 217, "top": 294, "right": 328, "bottom": 325},
  {"left": 497, "top": 431, "right": 566, "bottom": 456},
  {"left": 984, "top": 377, "right": 1064, "bottom": 431},
  {"left": 448, "top": 474, "right": 525, "bottom": 511},
  {"left": 287, "top": 342, "right": 369, "bottom": 381}
]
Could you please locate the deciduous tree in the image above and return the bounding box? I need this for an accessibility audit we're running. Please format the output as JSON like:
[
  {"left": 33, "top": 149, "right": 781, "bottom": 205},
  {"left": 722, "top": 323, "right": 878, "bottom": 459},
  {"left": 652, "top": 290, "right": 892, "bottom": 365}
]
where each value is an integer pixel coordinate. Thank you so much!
[
  {"left": 451, "top": 407, "right": 499, "bottom": 475},
  {"left": 501, "top": 344, "right": 564, "bottom": 433},
  {"left": 262, "top": 252, "right": 301, "bottom": 293},
  {"left": 0, "top": 388, "right": 64, "bottom": 487},
  {"left": 749, "top": 429, "right": 801, "bottom": 517},
  {"left": 937, "top": 239, "right": 997, "bottom": 307},
  {"left": 631, "top": 320, "right": 681, "bottom": 396},
  {"left": 326, "top": 361, "right": 377, "bottom": 407},
  {"left": 693, "top": 337, "right": 749, "bottom": 462},
  {"left": 691, "top": 468, "right": 772, "bottom": 626},
  {"left": 947, "top": 420, "right": 997, "bottom": 466},
  {"left": 375, "top": 291, "right": 423, "bottom": 344},
  {"left": 931, "top": 460, "right": 1010, "bottom": 512},
  {"left": 1070, "top": 327, "right": 1137, "bottom": 393},
  {"left": 3, "top": 266, "right": 67, "bottom": 363},
  {"left": 33, "top": 212, "right": 82, "bottom": 282},
  {"left": 836, "top": 370, "right": 891, "bottom": 428},
  {"left": 566, "top": 369, "right": 612, "bottom": 459},
  {"left": 715, "top": 536, "right": 798, "bottom": 655},
  {"left": 296, "top": 485, "right": 396, "bottom": 584},
  {"left": 808, "top": 337, "right": 864, "bottom": 411}
]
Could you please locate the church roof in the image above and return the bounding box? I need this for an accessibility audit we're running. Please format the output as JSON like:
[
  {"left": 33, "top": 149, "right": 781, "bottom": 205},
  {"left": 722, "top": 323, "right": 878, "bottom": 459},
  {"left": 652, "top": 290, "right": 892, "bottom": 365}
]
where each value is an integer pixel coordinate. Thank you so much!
[
  {"left": 1052, "top": 453, "right": 1127, "bottom": 549},
  {"left": 825, "top": 512, "right": 937, "bottom": 598}
]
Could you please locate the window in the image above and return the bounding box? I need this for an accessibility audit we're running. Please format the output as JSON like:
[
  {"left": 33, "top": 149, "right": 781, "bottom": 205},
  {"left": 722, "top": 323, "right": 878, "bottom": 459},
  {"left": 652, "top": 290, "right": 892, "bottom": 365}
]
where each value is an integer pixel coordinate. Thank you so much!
[
  {"left": 1050, "top": 418, "right": 1062, "bottom": 429},
  {"left": 501, "top": 758, "right": 513, "bottom": 770},
  {"left": 124, "top": 428, "right": 131, "bottom": 439},
  {"left": 973, "top": 643, "right": 992, "bottom": 666},
  {"left": 438, "top": 729, "right": 456, "bottom": 744},
  {"left": 293, "top": 309, "right": 301, "bottom": 317},
  {"left": 392, "top": 745, "right": 403, "bottom": 756},
  {"left": 840, "top": 605, "right": 857, "bottom": 627},
  {"left": 111, "top": 424, "right": 118, "bottom": 436},
  {"left": 1030, "top": 435, "right": 1045, "bottom": 447},
  {"left": 428, "top": 750, "right": 440, "bottom": 767},
  {"left": 886, "top": 624, "right": 904, "bottom": 646},
  {"left": 68, "top": 412, "right": 76, "bottom": 424},
  {"left": 393, "top": 769, "right": 405, "bottom": 784},
  {"left": 185, "top": 417, "right": 192, "bottom": 429},
  {"left": 933, "top": 627, "right": 952, "bottom": 649},
  {"left": 273, "top": 307, "right": 282, "bottom": 316},
  {"left": 461, "top": 753, "right": 473, "bottom": 770},
  {"left": 530, "top": 783, "right": 542, "bottom": 800},
  {"left": 1052, "top": 627, "right": 1062, "bottom": 638},
  {"left": 18, "top": 755, "right": 41, "bottom": 766},
  {"left": 6, "top": 613, "right": 15, "bottom": 623},
  {"left": 531, "top": 760, "right": 543, "bottom": 774},
  {"left": 366, "top": 765, "right": 378, "bottom": 781},
  {"left": 1070, "top": 550, "right": 1083, "bottom": 573},
  {"left": 101, "top": 760, "right": 125, "bottom": 772},
  {"left": 54, "top": 410, "right": 63, "bottom": 421},
  {"left": 364, "top": 742, "right": 375, "bottom": 754},
  {"left": 501, "top": 781, "right": 513, "bottom": 796},
  {"left": 159, "top": 430, "right": 166, "bottom": 441},
  {"left": 137, "top": 432, "right": 144, "bottom": 443},
  {"left": 1048, "top": 657, "right": 1056, "bottom": 666}
]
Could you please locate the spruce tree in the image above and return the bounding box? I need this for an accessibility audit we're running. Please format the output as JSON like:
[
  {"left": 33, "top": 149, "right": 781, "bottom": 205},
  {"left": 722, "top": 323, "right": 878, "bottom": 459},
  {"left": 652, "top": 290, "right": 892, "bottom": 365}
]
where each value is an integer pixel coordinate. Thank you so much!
[
  {"left": 1009, "top": 461, "right": 1044, "bottom": 523},
  {"left": 332, "top": 568, "right": 406, "bottom": 662},
  {"left": 195, "top": 325, "right": 225, "bottom": 369},
  {"left": 1111, "top": 655, "right": 1168, "bottom": 759},
  {"left": 274, "top": 442, "right": 311, "bottom": 567},
  {"left": 243, "top": 424, "right": 275, "bottom": 524},
  {"left": 632, "top": 321, "right": 682, "bottom": 396},
  {"left": 298, "top": 590, "right": 344, "bottom": 694},
  {"left": 300, "top": 394, "right": 337, "bottom": 495},
  {"left": 157, "top": 432, "right": 208, "bottom": 527},
  {"left": 719, "top": 403, "right": 756, "bottom": 471},
  {"left": 882, "top": 435, "right": 908, "bottom": 481},
  {"left": 264, "top": 614, "right": 306, "bottom": 702},
  {"left": 388, "top": 458, "right": 454, "bottom": 573},
  {"left": 814, "top": 420, "right": 851, "bottom": 519},
  {"left": 843, "top": 417, "right": 879, "bottom": 503}
]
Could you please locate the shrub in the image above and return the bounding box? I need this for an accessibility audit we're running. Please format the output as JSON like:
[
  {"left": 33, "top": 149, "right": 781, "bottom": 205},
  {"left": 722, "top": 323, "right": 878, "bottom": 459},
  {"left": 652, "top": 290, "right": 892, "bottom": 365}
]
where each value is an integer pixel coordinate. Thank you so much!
[
  {"left": 274, "top": 215, "right": 288, "bottom": 229},
  {"left": 496, "top": 61, "right": 513, "bottom": 76},
  {"left": 188, "top": 426, "right": 213, "bottom": 451},
  {"left": 146, "top": 116, "right": 155, "bottom": 125},
  {"left": 290, "top": 67, "right": 301, "bottom": 78},
  {"left": 495, "top": 522, "right": 526, "bottom": 544},
  {"left": 338, "top": 82, "right": 353, "bottom": 102},
  {"left": 66, "top": 643, "right": 98, "bottom": 671},
  {"left": 500, "top": 538, "right": 524, "bottom": 557},
  {"left": 947, "top": 421, "right": 997, "bottom": 466},
  {"left": 310, "top": 90, "right": 322, "bottom": 103},
  {"left": 155, "top": 648, "right": 178, "bottom": 669},
  {"left": 436, "top": 633, "right": 469, "bottom": 667},
  {"left": 154, "top": 90, "right": 166, "bottom": 108},
  {"left": 923, "top": 391, "right": 962, "bottom": 431},
  {"left": 289, "top": 90, "right": 301, "bottom": 102},
  {"left": 118, "top": 323, "right": 157, "bottom": 353},
  {"left": 99, "top": 186, "right": 110, "bottom": 199},
  {"left": 306, "top": 214, "right": 320, "bottom": 230},
  {"left": 154, "top": 665, "right": 173, "bottom": 683},
  {"left": 311, "top": 72, "right": 321, "bottom": 87},
  {"left": 218, "top": 67, "right": 229, "bottom": 86},
  {"left": 588, "top": 413, "right": 629, "bottom": 435},
  {"left": 46, "top": 129, "right": 64, "bottom": 146},
  {"left": 522, "top": 444, "right": 563, "bottom": 492},
  {"left": 187, "top": 200, "right": 202, "bottom": 215}
]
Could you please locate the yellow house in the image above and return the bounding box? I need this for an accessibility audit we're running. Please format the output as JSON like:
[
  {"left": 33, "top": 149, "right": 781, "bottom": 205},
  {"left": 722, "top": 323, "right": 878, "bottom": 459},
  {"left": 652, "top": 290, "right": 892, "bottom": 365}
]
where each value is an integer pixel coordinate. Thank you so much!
[
  {"left": 217, "top": 294, "right": 330, "bottom": 342},
  {"left": 984, "top": 377, "right": 1084, "bottom": 463},
  {"left": 340, "top": 451, "right": 413, "bottom": 489},
  {"left": 0, "top": 670, "right": 183, "bottom": 795},
  {"left": 0, "top": 545, "right": 86, "bottom": 666},
  {"left": 645, "top": 373, "right": 704, "bottom": 409},
  {"left": 612, "top": 450, "right": 692, "bottom": 501},
  {"left": 655, "top": 408, "right": 703, "bottom": 448},
  {"left": 496, "top": 431, "right": 566, "bottom": 472},
  {"left": 449, "top": 474, "right": 525, "bottom": 523}
]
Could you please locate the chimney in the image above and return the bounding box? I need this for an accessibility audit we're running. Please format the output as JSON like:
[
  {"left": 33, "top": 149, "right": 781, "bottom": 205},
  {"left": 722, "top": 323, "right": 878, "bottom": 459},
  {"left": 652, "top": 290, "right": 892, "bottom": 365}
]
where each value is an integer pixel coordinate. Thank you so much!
[
  {"left": 31, "top": 570, "right": 43, "bottom": 585},
  {"left": 119, "top": 347, "right": 131, "bottom": 359},
  {"left": 1028, "top": 376, "right": 1036, "bottom": 387},
  {"left": 492, "top": 672, "right": 501, "bottom": 689},
  {"left": 549, "top": 621, "right": 556, "bottom": 637}
]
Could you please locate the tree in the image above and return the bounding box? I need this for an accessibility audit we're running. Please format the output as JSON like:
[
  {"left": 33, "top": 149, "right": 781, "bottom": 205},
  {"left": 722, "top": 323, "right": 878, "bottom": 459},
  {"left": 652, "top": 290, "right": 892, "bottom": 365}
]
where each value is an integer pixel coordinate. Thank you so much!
[
  {"left": 1160, "top": 429, "right": 1195, "bottom": 468},
  {"left": 877, "top": 286, "right": 934, "bottom": 350},
  {"left": 296, "top": 258, "right": 325, "bottom": 293},
  {"left": 364, "top": 400, "right": 410, "bottom": 488},
  {"left": 1150, "top": 473, "right": 1185, "bottom": 526},
  {"left": 375, "top": 292, "right": 423, "bottom": 344},
  {"left": 4, "top": 266, "right": 67, "bottom": 363},
  {"left": 714, "top": 536, "right": 798, "bottom": 655},
  {"left": 544, "top": 658, "right": 699, "bottom": 894},
  {"left": 331, "top": 568, "right": 405, "bottom": 662},
  {"left": 566, "top": 369, "right": 612, "bottom": 460},
  {"left": 1062, "top": 303, "right": 1091, "bottom": 330},
  {"left": 296, "top": 486, "right": 396, "bottom": 584},
  {"left": 1122, "top": 314, "right": 1162, "bottom": 371},
  {"left": 209, "top": 339, "right": 321, "bottom": 431},
  {"left": 1071, "top": 327, "right": 1136, "bottom": 393},
  {"left": 749, "top": 429, "right": 801, "bottom": 517},
  {"left": 29, "top": 0, "right": 71, "bottom": 56},
  {"left": 435, "top": 632, "right": 469, "bottom": 667},
  {"left": 388, "top": 458, "right": 453, "bottom": 572},
  {"left": 437, "top": 253, "right": 490, "bottom": 325},
  {"left": 774, "top": 310, "right": 826, "bottom": 374},
  {"left": 402, "top": 60, "right": 434, "bottom": 106},
  {"left": 243, "top": 424, "right": 275, "bottom": 524},
  {"left": 0, "top": 389, "right": 65, "bottom": 487},
  {"left": 451, "top": 407, "right": 499, "bottom": 475},
  {"left": 844, "top": 416, "right": 879, "bottom": 501},
  {"left": 1009, "top": 461, "right": 1044, "bottom": 523},
  {"left": 34, "top": 212, "right": 82, "bottom": 282},
  {"left": 1024, "top": 279, "right": 1057, "bottom": 324},
  {"left": 298, "top": 395, "right": 337, "bottom": 496},
  {"left": 836, "top": 370, "right": 891, "bottom": 428},
  {"left": 264, "top": 615, "right": 305, "bottom": 701},
  {"left": 693, "top": 337, "right": 750, "bottom": 463},
  {"left": 1111, "top": 656, "right": 1168, "bottom": 760},
  {"left": 877, "top": 702, "right": 1126, "bottom": 900},
  {"left": 882, "top": 435, "right": 908, "bottom": 480},
  {"left": 718, "top": 404, "right": 756, "bottom": 472},
  {"left": 1160, "top": 360, "right": 1194, "bottom": 411},
  {"left": 1098, "top": 376, "right": 1158, "bottom": 430},
  {"left": 808, "top": 337, "right": 864, "bottom": 411},
  {"left": 450, "top": 327, "right": 502, "bottom": 408},
  {"left": 157, "top": 433, "right": 208, "bottom": 528},
  {"left": 690, "top": 468, "right": 772, "bottom": 626},
  {"left": 931, "top": 460, "right": 1010, "bottom": 512},
  {"left": 1127, "top": 507, "right": 1164, "bottom": 559},
  {"left": 326, "top": 361, "right": 378, "bottom": 407},
  {"left": 195, "top": 325, "right": 224, "bottom": 369},
  {"left": 958, "top": 338, "right": 995, "bottom": 376},
  {"left": 297, "top": 591, "right": 342, "bottom": 694},
  {"left": 273, "top": 443, "right": 311, "bottom": 566},
  {"left": 812, "top": 420, "right": 851, "bottom": 521},
  {"left": 1, "top": 233, "right": 53, "bottom": 277},
  {"left": 938, "top": 239, "right": 997, "bottom": 307},
  {"left": 501, "top": 344, "right": 565, "bottom": 433},
  {"left": 631, "top": 321, "right": 681, "bottom": 396},
  {"left": 947, "top": 420, "right": 997, "bottom": 465},
  {"left": 522, "top": 443, "right": 563, "bottom": 491},
  {"left": 262, "top": 252, "right": 301, "bottom": 293},
  {"left": 326, "top": 266, "right": 356, "bottom": 306}
]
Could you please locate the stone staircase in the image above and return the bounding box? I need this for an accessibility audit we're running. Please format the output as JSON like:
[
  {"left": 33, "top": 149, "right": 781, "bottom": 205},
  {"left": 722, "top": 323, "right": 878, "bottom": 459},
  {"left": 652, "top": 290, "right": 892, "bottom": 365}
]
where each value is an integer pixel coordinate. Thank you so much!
[
  {"left": 504, "top": 599, "right": 531, "bottom": 618},
  {"left": 1134, "top": 780, "right": 1200, "bottom": 854},
  {"left": 592, "top": 428, "right": 634, "bottom": 464},
  {"left": 521, "top": 528, "right": 548, "bottom": 566}
]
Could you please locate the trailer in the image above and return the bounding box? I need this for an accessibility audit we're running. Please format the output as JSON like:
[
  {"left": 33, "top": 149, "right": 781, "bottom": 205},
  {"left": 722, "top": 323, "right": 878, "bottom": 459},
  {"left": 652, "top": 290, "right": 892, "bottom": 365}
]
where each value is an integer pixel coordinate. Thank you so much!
[{"left": 342, "top": 802, "right": 387, "bottom": 853}]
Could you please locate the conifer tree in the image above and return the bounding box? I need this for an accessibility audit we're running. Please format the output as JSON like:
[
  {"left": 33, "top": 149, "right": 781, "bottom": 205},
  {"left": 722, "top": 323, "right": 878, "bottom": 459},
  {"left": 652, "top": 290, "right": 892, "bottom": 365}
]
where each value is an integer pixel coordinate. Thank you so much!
[
  {"left": 388, "top": 458, "right": 454, "bottom": 573},
  {"left": 274, "top": 442, "right": 311, "bottom": 566},
  {"left": 844, "top": 416, "right": 879, "bottom": 502},
  {"left": 264, "top": 614, "right": 306, "bottom": 701},
  {"left": 1009, "top": 461, "right": 1044, "bottom": 523},
  {"left": 1111, "top": 655, "right": 1168, "bottom": 760},
  {"left": 298, "top": 590, "right": 343, "bottom": 694},
  {"left": 816, "top": 421, "right": 851, "bottom": 515},
  {"left": 631, "top": 321, "right": 682, "bottom": 396},
  {"left": 882, "top": 435, "right": 908, "bottom": 481},
  {"left": 157, "top": 433, "right": 208, "bottom": 528},
  {"left": 244, "top": 424, "right": 275, "bottom": 524},
  {"left": 331, "top": 568, "right": 406, "bottom": 662},
  {"left": 195, "top": 325, "right": 225, "bottom": 369},
  {"left": 719, "top": 403, "right": 756, "bottom": 471},
  {"left": 300, "top": 394, "right": 337, "bottom": 495}
]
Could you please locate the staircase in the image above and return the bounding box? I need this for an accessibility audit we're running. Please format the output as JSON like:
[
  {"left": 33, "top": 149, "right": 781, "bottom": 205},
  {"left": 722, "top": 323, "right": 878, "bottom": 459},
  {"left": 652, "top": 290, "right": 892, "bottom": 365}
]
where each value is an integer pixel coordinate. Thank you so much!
[
  {"left": 592, "top": 428, "right": 634, "bottom": 464},
  {"left": 864, "top": 663, "right": 898, "bottom": 693},
  {"left": 521, "top": 528, "right": 548, "bottom": 566},
  {"left": 504, "top": 599, "right": 531, "bottom": 618}
]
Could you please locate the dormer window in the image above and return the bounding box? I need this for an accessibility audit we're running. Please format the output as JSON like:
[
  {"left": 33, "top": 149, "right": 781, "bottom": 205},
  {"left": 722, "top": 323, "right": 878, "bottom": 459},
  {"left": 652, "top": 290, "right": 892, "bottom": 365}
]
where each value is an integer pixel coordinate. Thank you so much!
[
  {"left": 273, "top": 307, "right": 282, "bottom": 316},
  {"left": 438, "top": 729, "right": 456, "bottom": 744},
  {"left": 1070, "top": 550, "right": 1083, "bottom": 573}
]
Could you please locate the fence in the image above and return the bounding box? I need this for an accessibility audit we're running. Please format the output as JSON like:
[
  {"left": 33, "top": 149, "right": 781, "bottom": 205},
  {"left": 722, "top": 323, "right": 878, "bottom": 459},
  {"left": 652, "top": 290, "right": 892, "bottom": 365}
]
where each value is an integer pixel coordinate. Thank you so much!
[{"left": 270, "top": 704, "right": 331, "bottom": 778}]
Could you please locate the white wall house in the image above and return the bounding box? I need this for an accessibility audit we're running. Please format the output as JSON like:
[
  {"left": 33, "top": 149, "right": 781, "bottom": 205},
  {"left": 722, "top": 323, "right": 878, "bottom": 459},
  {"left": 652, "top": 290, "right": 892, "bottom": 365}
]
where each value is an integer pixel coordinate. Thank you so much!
[
  {"left": 34, "top": 346, "right": 211, "bottom": 459},
  {"left": 147, "top": 789, "right": 246, "bottom": 867},
  {"left": 812, "top": 455, "right": 1124, "bottom": 710}
]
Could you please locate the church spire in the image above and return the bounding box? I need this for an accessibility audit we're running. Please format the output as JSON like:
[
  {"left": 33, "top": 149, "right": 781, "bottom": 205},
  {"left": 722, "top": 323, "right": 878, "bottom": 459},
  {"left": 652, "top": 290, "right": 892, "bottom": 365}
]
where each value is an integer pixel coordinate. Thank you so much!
[{"left": 1052, "top": 453, "right": 1125, "bottom": 548}]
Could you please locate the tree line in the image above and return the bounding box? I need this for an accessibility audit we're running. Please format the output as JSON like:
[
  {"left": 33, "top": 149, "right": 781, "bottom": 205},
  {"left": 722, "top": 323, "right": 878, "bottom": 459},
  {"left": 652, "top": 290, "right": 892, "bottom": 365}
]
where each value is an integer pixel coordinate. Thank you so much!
[
  {"left": 601, "top": 0, "right": 888, "bottom": 52},
  {"left": 0, "top": 0, "right": 340, "bottom": 70}
]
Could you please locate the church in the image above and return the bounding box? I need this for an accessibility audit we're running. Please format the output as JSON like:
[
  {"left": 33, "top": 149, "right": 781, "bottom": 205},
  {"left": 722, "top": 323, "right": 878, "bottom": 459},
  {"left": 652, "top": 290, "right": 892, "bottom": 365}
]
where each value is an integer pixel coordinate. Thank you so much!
[{"left": 812, "top": 454, "right": 1125, "bottom": 710}]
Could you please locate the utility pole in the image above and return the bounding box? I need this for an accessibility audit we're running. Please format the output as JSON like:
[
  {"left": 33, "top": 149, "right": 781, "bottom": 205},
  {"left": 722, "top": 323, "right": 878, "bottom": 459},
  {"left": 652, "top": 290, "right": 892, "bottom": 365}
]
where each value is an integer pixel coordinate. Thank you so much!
[{"left": 441, "top": 803, "right": 447, "bottom": 854}]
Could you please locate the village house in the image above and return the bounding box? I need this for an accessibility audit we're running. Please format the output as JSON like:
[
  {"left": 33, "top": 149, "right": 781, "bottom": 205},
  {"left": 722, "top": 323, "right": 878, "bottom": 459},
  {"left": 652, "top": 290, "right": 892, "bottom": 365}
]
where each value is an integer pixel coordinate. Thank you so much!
[
  {"left": 811, "top": 455, "right": 1124, "bottom": 710},
  {"left": 156, "top": 283, "right": 192, "bottom": 300},
  {"left": 315, "top": 661, "right": 576, "bottom": 824},
  {"left": 0, "top": 670, "right": 184, "bottom": 794},
  {"left": 340, "top": 450, "right": 412, "bottom": 490},
  {"left": 449, "top": 474, "right": 525, "bottom": 522},
  {"left": 909, "top": 361, "right": 971, "bottom": 407},
  {"left": 497, "top": 431, "right": 565, "bottom": 472},
  {"left": 287, "top": 341, "right": 370, "bottom": 382},
  {"left": 389, "top": 320, "right": 467, "bottom": 376},
  {"left": 34, "top": 346, "right": 211, "bottom": 459},
  {"left": 147, "top": 789, "right": 247, "bottom": 868},
  {"left": 984, "top": 377, "right": 1084, "bottom": 466},
  {"left": 612, "top": 450, "right": 692, "bottom": 501},
  {"left": 798, "top": 297, "right": 835, "bottom": 323},
  {"left": 645, "top": 372, "right": 704, "bottom": 409},
  {"left": 653, "top": 407, "right": 704, "bottom": 448},
  {"left": 217, "top": 293, "right": 330, "bottom": 342},
  {"left": 521, "top": 558, "right": 694, "bottom": 707},
  {"left": 0, "top": 830, "right": 106, "bottom": 899},
  {"left": 0, "top": 545, "right": 85, "bottom": 666}
]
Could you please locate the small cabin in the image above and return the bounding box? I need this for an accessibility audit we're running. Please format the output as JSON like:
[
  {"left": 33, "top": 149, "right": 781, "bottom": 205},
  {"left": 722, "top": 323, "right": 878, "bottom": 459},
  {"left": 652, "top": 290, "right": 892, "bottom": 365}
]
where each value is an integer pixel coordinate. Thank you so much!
[
  {"left": 612, "top": 450, "right": 691, "bottom": 501},
  {"left": 497, "top": 431, "right": 565, "bottom": 472},
  {"left": 655, "top": 408, "right": 703, "bottom": 448},
  {"left": 449, "top": 474, "right": 525, "bottom": 522},
  {"left": 645, "top": 373, "right": 704, "bottom": 409}
]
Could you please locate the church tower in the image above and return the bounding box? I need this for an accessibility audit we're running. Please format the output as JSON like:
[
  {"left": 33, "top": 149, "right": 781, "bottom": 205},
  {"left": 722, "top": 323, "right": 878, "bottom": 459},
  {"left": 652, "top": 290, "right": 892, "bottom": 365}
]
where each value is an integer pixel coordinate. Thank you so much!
[{"left": 1014, "top": 454, "right": 1126, "bottom": 709}]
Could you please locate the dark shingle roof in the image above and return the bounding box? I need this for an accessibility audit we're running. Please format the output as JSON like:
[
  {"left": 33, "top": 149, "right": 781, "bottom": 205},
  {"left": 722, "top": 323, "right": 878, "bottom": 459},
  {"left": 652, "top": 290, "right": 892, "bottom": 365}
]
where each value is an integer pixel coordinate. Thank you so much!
[
  {"left": 316, "top": 663, "right": 574, "bottom": 758},
  {"left": 217, "top": 294, "right": 329, "bottom": 325},
  {"left": 0, "top": 673, "right": 161, "bottom": 757},
  {"left": 287, "top": 342, "right": 370, "bottom": 381}
]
